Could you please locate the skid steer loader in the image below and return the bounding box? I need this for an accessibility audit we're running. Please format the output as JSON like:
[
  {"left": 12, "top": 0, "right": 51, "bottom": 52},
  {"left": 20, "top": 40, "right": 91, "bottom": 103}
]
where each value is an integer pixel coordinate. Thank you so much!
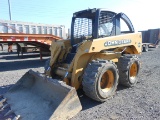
[{"left": 0, "top": 8, "right": 142, "bottom": 120}]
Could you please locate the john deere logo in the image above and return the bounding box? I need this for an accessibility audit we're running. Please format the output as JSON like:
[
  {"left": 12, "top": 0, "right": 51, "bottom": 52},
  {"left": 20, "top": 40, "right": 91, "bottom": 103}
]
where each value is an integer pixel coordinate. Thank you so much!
[{"left": 104, "top": 39, "right": 131, "bottom": 47}]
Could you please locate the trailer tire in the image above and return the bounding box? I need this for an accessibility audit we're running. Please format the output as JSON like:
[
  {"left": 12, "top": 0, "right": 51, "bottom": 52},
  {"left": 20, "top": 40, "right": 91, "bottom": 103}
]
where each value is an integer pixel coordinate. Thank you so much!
[
  {"left": 143, "top": 44, "right": 148, "bottom": 52},
  {"left": 117, "top": 55, "right": 140, "bottom": 87},
  {"left": 82, "top": 60, "right": 119, "bottom": 102}
]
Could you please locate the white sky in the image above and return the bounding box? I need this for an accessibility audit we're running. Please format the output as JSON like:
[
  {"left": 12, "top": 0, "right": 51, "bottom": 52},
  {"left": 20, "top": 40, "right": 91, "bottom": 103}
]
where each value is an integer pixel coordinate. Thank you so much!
[
  {"left": 0, "top": 0, "right": 160, "bottom": 31},
  {"left": 114, "top": 0, "right": 160, "bottom": 31}
]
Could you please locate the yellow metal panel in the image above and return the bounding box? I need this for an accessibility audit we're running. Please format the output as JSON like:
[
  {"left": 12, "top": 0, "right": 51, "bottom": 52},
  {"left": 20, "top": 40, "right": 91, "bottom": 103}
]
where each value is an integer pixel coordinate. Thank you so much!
[{"left": 81, "top": 32, "right": 142, "bottom": 54}]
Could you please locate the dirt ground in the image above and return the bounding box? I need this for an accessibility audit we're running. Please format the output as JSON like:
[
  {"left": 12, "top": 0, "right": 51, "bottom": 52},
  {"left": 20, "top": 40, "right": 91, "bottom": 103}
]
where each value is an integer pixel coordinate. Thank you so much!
[{"left": 0, "top": 44, "right": 160, "bottom": 120}]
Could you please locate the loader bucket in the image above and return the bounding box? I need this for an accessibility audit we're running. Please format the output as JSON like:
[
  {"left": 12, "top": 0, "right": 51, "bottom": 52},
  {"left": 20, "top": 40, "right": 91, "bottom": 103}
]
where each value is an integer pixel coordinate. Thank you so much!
[{"left": 3, "top": 70, "right": 82, "bottom": 120}]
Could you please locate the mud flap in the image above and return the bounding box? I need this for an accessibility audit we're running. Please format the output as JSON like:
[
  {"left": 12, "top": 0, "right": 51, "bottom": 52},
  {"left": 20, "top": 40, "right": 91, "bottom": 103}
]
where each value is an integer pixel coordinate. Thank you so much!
[{"left": 3, "top": 70, "right": 82, "bottom": 120}]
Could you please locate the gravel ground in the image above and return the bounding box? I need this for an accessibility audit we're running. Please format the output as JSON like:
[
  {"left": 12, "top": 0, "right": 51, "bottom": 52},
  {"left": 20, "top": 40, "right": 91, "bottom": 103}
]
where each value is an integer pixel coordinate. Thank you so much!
[
  {"left": 0, "top": 45, "right": 160, "bottom": 120},
  {"left": 0, "top": 45, "right": 49, "bottom": 94}
]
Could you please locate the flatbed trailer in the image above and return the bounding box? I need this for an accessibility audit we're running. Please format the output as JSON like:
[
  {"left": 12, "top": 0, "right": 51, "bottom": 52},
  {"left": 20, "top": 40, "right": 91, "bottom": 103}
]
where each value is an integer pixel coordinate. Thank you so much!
[
  {"left": 140, "top": 29, "right": 160, "bottom": 52},
  {"left": 0, "top": 33, "right": 62, "bottom": 59}
]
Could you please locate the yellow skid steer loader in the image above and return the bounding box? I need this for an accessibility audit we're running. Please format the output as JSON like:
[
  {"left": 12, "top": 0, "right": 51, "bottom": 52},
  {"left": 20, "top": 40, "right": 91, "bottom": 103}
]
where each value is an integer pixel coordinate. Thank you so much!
[{"left": 0, "top": 8, "right": 142, "bottom": 120}]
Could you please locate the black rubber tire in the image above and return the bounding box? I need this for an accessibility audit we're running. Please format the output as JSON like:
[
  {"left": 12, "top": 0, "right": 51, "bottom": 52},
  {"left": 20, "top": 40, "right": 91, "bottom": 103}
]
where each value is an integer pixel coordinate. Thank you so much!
[
  {"left": 143, "top": 45, "right": 149, "bottom": 52},
  {"left": 141, "top": 45, "right": 143, "bottom": 52},
  {"left": 82, "top": 60, "right": 119, "bottom": 102},
  {"left": 117, "top": 55, "right": 140, "bottom": 87}
]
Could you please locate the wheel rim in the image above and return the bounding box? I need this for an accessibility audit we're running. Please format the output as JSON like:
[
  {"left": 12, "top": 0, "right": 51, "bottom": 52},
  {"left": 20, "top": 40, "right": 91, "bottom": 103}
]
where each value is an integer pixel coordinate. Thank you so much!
[
  {"left": 100, "top": 70, "right": 114, "bottom": 92},
  {"left": 130, "top": 62, "right": 138, "bottom": 81}
]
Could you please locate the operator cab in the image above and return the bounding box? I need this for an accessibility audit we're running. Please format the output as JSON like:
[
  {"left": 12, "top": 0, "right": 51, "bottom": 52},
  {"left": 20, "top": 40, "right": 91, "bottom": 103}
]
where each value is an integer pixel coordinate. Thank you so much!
[
  {"left": 71, "top": 8, "right": 135, "bottom": 47},
  {"left": 65, "top": 8, "right": 135, "bottom": 63}
]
